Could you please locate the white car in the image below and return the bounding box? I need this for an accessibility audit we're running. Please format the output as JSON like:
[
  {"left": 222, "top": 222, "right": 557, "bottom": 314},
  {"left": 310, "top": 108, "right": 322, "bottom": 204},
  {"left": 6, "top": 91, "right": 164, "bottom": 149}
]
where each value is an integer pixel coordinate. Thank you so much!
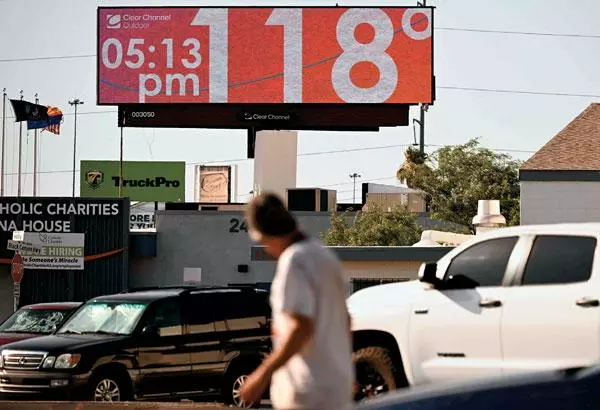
[{"left": 348, "top": 223, "right": 600, "bottom": 400}]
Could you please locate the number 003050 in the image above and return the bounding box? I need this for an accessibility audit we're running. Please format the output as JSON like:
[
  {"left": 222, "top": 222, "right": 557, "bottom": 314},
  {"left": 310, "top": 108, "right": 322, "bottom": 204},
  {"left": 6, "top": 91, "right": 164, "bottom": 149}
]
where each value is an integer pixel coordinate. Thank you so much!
[{"left": 99, "top": 7, "right": 433, "bottom": 104}]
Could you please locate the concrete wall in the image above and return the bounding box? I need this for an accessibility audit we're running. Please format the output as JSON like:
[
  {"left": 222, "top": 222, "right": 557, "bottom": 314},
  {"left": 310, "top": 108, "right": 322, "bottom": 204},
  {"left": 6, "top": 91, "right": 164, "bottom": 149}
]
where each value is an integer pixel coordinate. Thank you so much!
[
  {"left": 520, "top": 181, "right": 600, "bottom": 224},
  {"left": 130, "top": 211, "right": 332, "bottom": 288},
  {"left": 130, "top": 208, "right": 454, "bottom": 292}
]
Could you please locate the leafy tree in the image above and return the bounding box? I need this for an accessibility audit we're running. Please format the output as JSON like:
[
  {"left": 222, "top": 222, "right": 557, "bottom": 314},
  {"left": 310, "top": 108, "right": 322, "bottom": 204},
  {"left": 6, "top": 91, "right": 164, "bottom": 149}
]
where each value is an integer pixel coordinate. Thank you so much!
[
  {"left": 397, "top": 138, "right": 522, "bottom": 231},
  {"left": 321, "top": 203, "right": 422, "bottom": 246}
]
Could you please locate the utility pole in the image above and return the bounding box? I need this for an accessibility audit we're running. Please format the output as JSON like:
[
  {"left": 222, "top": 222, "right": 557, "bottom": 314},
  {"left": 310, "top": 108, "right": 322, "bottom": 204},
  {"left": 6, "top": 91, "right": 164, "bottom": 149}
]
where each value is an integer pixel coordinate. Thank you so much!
[
  {"left": 33, "top": 93, "right": 39, "bottom": 196},
  {"left": 17, "top": 90, "right": 23, "bottom": 197},
  {"left": 69, "top": 99, "right": 84, "bottom": 197},
  {"left": 1, "top": 88, "right": 6, "bottom": 197},
  {"left": 349, "top": 172, "right": 361, "bottom": 204}
]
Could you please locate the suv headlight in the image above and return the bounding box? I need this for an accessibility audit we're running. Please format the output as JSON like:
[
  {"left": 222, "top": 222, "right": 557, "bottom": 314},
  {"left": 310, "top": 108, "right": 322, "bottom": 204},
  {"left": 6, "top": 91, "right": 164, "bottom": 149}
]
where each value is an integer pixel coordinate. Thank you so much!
[{"left": 53, "top": 354, "right": 81, "bottom": 369}]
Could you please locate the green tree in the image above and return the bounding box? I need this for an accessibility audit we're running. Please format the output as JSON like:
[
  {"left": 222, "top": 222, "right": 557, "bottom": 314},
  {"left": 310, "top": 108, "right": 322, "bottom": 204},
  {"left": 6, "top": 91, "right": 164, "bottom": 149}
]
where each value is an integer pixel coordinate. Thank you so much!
[
  {"left": 321, "top": 203, "right": 422, "bottom": 246},
  {"left": 397, "top": 138, "right": 522, "bottom": 231}
]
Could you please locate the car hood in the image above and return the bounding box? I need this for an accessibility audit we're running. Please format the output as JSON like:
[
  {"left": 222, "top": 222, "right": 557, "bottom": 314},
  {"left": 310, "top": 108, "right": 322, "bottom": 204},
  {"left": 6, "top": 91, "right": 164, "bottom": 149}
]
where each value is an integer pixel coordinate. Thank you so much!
[
  {"left": 0, "top": 332, "right": 43, "bottom": 346},
  {"left": 356, "top": 367, "right": 591, "bottom": 409},
  {"left": 347, "top": 280, "right": 426, "bottom": 316},
  {"left": 0, "top": 333, "right": 127, "bottom": 354}
]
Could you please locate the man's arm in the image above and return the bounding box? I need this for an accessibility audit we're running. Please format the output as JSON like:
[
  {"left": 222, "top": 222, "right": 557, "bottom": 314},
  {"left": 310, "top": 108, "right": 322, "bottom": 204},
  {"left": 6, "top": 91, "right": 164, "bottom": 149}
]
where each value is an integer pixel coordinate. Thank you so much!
[{"left": 257, "top": 312, "right": 315, "bottom": 378}]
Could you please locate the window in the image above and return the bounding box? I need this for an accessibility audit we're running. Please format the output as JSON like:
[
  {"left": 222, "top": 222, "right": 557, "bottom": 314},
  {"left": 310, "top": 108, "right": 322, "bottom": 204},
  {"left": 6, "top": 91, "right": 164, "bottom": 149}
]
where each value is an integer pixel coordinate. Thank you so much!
[
  {"left": 522, "top": 235, "right": 597, "bottom": 285},
  {"left": 444, "top": 237, "right": 519, "bottom": 287},
  {"left": 0, "top": 308, "right": 70, "bottom": 334},
  {"left": 58, "top": 301, "right": 148, "bottom": 336},
  {"left": 184, "top": 293, "right": 216, "bottom": 335},
  {"left": 144, "top": 298, "right": 182, "bottom": 337},
  {"left": 214, "top": 291, "right": 269, "bottom": 330}
]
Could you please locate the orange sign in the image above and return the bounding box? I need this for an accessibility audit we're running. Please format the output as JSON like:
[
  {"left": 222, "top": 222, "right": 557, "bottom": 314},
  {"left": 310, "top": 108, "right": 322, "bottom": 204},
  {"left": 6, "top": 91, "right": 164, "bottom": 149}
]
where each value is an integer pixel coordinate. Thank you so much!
[{"left": 98, "top": 7, "right": 433, "bottom": 105}]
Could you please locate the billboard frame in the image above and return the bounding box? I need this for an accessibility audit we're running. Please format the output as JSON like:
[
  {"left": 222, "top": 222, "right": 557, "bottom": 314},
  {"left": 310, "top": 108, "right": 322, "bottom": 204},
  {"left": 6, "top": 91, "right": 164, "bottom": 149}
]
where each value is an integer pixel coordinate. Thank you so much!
[{"left": 96, "top": 5, "right": 435, "bottom": 108}]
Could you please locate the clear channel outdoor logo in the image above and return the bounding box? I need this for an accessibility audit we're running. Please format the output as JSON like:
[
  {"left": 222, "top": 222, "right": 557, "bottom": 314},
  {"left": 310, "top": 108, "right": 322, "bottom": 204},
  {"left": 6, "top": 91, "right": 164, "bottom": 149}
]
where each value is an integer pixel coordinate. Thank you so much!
[
  {"left": 106, "top": 15, "right": 121, "bottom": 29},
  {"left": 106, "top": 13, "right": 172, "bottom": 29}
]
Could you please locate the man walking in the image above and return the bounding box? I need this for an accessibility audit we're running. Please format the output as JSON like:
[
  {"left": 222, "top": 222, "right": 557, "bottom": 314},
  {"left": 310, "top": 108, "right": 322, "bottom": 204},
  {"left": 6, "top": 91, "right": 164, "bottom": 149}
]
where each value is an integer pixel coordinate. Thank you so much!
[{"left": 240, "top": 192, "right": 354, "bottom": 410}]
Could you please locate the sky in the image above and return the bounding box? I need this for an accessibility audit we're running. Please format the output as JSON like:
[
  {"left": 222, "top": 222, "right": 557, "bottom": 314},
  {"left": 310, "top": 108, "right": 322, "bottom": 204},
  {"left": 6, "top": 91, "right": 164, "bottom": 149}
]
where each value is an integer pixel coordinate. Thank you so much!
[{"left": 0, "top": 0, "right": 598, "bottom": 203}]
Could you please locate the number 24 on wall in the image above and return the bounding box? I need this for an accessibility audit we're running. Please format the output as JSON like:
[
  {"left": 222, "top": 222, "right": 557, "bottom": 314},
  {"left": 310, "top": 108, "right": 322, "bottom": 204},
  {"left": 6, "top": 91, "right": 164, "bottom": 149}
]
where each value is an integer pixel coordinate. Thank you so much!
[
  {"left": 229, "top": 218, "right": 248, "bottom": 233},
  {"left": 191, "top": 8, "right": 431, "bottom": 104}
]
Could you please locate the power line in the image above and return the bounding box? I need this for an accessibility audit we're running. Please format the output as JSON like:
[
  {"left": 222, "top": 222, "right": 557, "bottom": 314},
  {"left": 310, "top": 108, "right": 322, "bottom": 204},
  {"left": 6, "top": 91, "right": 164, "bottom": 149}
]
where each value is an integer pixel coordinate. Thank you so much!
[
  {"left": 2, "top": 84, "right": 596, "bottom": 122},
  {"left": 0, "top": 25, "right": 598, "bottom": 64},
  {"left": 436, "top": 26, "right": 600, "bottom": 39},
  {"left": 438, "top": 86, "right": 600, "bottom": 99},
  {"left": 1, "top": 143, "right": 536, "bottom": 177}
]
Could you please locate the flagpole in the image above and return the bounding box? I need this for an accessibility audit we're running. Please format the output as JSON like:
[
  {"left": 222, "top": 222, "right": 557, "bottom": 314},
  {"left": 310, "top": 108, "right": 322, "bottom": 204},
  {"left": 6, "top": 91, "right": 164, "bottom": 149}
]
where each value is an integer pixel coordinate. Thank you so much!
[
  {"left": 69, "top": 99, "right": 83, "bottom": 198},
  {"left": 33, "top": 93, "right": 38, "bottom": 197},
  {"left": 17, "top": 90, "right": 23, "bottom": 198},
  {"left": 1, "top": 88, "right": 6, "bottom": 197},
  {"left": 119, "top": 125, "right": 124, "bottom": 197}
]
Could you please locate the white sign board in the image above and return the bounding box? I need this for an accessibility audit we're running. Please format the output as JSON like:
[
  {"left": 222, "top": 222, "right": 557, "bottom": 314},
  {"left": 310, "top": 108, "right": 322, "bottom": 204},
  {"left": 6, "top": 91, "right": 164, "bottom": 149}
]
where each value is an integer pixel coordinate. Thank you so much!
[
  {"left": 183, "top": 267, "right": 202, "bottom": 284},
  {"left": 19, "top": 232, "right": 85, "bottom": 270},
  {"left": 130, "top": 213, "right": 155, "bottom": 230},
  {"left": 7, "top": 240, "right": 42, "bottom": 254},
  {"left": 12, "top": 231, "right": 24, "bottom": 241}
]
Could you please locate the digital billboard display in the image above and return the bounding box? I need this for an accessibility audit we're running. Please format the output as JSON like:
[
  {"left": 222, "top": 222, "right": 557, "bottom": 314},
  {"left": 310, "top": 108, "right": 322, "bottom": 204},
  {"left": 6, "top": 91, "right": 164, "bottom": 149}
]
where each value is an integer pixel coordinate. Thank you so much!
[{"left": 97, "top": 7, "right": 433, "bottom": 105}]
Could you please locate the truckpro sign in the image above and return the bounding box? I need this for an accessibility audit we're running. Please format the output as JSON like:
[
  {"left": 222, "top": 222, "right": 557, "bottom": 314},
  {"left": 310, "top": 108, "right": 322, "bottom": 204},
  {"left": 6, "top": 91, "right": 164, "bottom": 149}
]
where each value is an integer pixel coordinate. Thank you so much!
[
  {"left": 80, "top": 160, "right": 185, "bottom": 202},
  {"left": 97, "top": 7, "right": 433, "bottom": 105}
]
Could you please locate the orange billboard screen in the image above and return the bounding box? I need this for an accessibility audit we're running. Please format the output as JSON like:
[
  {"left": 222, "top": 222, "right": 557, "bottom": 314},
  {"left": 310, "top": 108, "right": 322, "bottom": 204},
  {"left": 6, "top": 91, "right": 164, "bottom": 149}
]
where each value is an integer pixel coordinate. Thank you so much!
[{"left": 97, "top": 7, "right": 433, "bottom": 105}]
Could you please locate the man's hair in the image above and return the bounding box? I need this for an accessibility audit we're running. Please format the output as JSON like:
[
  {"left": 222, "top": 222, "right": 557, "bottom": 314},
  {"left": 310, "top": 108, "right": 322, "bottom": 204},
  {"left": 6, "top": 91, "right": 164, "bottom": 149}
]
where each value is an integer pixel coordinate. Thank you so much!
[{"left": 245, "top": 192, "right": 297, "bottom": 238}]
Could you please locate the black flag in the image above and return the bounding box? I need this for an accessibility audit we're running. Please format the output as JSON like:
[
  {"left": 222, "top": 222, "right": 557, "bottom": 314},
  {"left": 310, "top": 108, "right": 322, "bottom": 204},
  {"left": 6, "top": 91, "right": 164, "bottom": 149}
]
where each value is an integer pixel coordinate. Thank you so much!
[{"left": 9, "top": 99, "right": 49, "bottom": 122}]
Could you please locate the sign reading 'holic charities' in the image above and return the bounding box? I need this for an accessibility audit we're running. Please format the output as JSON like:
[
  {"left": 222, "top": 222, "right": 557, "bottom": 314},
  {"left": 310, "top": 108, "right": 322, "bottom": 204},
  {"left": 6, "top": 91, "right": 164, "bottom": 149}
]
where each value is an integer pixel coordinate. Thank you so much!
[{"left": 97, "top": 7, "right": 433, "bottom": 105}]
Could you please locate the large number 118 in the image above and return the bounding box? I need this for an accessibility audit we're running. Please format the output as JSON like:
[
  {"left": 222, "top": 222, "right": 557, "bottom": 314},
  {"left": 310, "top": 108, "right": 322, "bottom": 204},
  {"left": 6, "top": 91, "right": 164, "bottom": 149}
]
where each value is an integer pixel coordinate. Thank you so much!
[{"left": 192, "top": 8, "right": 431, "bottom": 104}]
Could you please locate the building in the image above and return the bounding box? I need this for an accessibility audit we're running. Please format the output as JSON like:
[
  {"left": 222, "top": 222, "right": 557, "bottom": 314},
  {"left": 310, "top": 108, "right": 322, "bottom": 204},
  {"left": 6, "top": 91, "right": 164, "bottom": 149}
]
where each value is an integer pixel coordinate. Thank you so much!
[{"left": 520, "top": 103, "right": 600, "bottom": 224}]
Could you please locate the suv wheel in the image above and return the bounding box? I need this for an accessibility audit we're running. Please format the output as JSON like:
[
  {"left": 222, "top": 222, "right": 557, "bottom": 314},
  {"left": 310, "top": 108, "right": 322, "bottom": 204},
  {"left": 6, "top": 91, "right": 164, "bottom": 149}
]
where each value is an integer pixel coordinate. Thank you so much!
[
  {"left": 353, "top": 347, "right": 397, "bottom": 402},
  {"left": 89, "top": 370, "right": 131, "bottom": 402},
  {"left": 223, "top": 366, "right": 261, "bottom": 408}
]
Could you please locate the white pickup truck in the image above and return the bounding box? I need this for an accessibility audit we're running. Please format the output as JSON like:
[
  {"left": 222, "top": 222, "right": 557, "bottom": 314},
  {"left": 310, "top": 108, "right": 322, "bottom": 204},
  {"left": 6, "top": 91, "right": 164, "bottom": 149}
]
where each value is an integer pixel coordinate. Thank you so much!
[{"left": 348, "top": 223, "right": 600, "bottom": 400}]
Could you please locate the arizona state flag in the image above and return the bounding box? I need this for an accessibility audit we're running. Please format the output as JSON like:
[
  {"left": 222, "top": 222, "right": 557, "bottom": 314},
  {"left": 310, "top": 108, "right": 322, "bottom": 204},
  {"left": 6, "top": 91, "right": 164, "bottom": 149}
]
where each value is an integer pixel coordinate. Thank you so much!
[
  {"left": 9, "top": 99, "right": 49, "bottom": 122},
  {"left": 27, "top": 106, "right": 63, "bottom": 134}
]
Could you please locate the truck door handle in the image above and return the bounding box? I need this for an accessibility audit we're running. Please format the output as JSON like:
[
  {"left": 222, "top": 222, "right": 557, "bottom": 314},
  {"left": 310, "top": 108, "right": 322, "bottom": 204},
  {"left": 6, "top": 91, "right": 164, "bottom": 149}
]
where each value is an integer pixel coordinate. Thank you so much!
[
  {"left": 479, "top": 299, "right": 502, "bottom": 308},
  {"left": 576, "top": 298, "right": 599, "bottom": 307}
]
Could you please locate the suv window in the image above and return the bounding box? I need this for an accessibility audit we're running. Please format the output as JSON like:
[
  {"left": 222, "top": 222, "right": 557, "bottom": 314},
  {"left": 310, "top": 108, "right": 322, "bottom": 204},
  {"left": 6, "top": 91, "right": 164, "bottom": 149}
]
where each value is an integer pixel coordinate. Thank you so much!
[
  {"left": 143, "top": 298, "right": 183, "bottom": 337},
  {"left": 214, "top": 291, "right": 270, "bottom": 331},
  {"left": 444, "top": 237, "right": 519, "bottom": 287},
  {"left": 522, "top": 235, "right": 597, "bottom": 285},
  {"left": 184, "top": 293, "right": 217, "bottom": 335}
]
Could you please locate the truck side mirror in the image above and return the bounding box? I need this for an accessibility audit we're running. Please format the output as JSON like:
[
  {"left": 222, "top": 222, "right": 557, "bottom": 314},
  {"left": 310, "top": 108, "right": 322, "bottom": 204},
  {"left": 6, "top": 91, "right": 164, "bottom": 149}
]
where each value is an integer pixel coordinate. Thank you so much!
[{"left": 418, "top": 262, "right": 440, "bottom": 286}]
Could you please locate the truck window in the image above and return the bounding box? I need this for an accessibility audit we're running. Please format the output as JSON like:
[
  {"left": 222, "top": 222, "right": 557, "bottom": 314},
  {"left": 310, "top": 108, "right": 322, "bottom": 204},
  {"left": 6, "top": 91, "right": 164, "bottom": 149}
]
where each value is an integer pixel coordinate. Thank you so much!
[
  {"left": 144, "top": 298, "right": 183, "bottom": 337},
  {"left": 522, "top": 235, "right": 596, "bottom": 285},
  {"left": 444, "top": 237, "right": 519, "bottom": 287}
]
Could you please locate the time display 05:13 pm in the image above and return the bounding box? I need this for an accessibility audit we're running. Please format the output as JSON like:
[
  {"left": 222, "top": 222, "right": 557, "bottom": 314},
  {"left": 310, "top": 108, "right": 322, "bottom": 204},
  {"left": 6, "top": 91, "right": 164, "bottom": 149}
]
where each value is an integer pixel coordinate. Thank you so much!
[{"left": 101, "top": 38, "right": 201, "bottom": 71}]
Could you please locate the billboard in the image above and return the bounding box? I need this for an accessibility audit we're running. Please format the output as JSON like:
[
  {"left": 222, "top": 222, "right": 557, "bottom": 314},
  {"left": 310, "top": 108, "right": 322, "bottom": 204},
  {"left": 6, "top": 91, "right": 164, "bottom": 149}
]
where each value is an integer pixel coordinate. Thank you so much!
[
  {"left": 80, "top": 160, "right": 185, "bottom": 202},
  {"left": 194, "top": 165, "right": 231, "bottom": 203},
  {"left": 97, "top": 7, "right": 433, "bottom": 105}
]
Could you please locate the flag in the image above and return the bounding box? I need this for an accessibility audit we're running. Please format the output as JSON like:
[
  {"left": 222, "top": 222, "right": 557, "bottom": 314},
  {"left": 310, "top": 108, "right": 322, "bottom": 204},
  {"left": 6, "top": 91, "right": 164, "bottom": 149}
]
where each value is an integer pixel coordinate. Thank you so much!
[
  {"left": 9, "top": 99, "right": 49, "bottom": 122},
  {"left": 27, "top": 106, "right": 63, "bottom": 134}
]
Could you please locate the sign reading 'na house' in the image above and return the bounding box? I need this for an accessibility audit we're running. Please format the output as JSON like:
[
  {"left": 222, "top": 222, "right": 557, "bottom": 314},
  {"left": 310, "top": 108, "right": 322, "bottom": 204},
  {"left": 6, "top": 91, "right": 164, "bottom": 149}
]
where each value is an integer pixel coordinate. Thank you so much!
[{"left": 80, "top": 160, "right": 185, "bottom": 202}]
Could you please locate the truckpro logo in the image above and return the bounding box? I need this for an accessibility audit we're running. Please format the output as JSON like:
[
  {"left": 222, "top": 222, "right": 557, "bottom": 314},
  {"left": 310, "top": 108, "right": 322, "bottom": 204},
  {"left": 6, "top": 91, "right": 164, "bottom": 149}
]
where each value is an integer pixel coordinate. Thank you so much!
[{"left": 112, "top": 176, "right": 181, "bottom": 188}]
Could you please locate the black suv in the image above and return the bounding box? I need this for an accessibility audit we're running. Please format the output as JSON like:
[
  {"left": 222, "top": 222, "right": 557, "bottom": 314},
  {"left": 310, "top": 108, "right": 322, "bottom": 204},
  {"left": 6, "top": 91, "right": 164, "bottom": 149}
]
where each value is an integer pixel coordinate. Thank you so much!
[{"left": 0, "top": 285, "right": 272, "bottom": 408}]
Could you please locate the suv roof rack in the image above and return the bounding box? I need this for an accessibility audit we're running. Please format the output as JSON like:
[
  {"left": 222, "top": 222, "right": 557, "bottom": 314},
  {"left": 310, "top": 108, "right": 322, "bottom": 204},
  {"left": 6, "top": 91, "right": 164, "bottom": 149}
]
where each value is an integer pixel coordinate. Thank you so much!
[{"left": 120, "top": 284, "right": 264, "bottom": 294}]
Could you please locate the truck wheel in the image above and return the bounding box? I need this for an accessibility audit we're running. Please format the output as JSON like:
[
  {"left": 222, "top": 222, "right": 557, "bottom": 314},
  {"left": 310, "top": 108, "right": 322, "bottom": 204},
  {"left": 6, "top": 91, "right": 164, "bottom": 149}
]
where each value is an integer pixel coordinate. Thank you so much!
[
  {"left": 353, "top": 347, "right": 397, "bottom": 402},
  {"left": 222, "top": 364, "right": 261, "bottom": 408}
]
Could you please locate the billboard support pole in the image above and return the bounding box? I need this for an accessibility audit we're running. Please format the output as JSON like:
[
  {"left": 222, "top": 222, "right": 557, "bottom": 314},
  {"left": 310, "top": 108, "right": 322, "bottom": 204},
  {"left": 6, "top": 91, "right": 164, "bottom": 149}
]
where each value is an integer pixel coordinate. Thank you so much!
[
  {"left": 119, "top": 126, "right": 124, "bottom": 198},
  {"left": 1, "top": 88, "right": 6, "bottom": 197}
]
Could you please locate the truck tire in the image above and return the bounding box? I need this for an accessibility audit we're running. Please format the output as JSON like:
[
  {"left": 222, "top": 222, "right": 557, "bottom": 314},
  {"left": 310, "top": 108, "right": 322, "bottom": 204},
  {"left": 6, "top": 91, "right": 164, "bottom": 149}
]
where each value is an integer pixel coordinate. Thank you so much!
[{"left": 353, "top": 347, "right": 397, "bottom": 402}]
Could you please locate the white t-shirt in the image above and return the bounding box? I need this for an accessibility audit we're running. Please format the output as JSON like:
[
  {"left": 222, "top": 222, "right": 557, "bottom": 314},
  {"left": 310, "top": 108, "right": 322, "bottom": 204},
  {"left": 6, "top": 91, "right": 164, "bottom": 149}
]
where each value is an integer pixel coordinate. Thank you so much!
[{"left": 269, "top": 237, "right": 354, "bottom": 410}]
